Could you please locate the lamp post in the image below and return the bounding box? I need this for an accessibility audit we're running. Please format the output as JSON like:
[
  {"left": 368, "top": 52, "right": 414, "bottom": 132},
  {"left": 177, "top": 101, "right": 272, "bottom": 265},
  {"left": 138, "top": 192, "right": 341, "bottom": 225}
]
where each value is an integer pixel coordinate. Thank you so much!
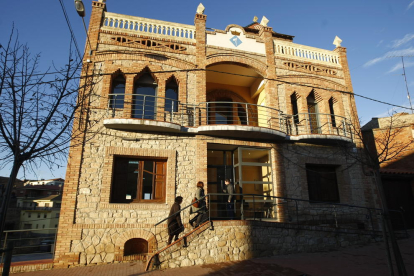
[{"left": 74, "top": 0, "right": 92, "bottom": 55}]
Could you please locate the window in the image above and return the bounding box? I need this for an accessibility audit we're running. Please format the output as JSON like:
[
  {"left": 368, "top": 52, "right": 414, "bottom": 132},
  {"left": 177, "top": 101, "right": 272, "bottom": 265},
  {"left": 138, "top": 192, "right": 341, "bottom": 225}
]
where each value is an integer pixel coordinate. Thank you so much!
[
  {"left": 109, "top": 74, "right": 126, "bottom": 109},
  {"left": 306, "top": 164, "right": 340, "bottom": 203},
  {"left": 306, "top": 92, "right": 319, "bottom": 134},
  {"left": 37, "top": 213, "right": 41, "bottom": 218},
  {"left": 42, "top": 225, "right": 45, "bottom": 229},
  {"left": 28, "top": 213, "right": 31, "bottom": 218},
  {"left": 44, "top": 214, "right": 47, "bottom": 218},
  {"left": 55, "top": 213, "right": 60, "bottom": 218},
  {"left": 165, "top": 78, "right": 179, "bottom": 113},
  {"left": 133, "top": 72, "right": 157, "bottom": 119},
  {"left": 329, "top": 98, "right": 336, "bottom": 127},
  {"left": 36, "top": 224, "right": 39, "bottom": 229},
  {"left": 111, "top": 157, "right": 167, "bottom": 203},
  {"left": 290, "top": 93, "right": 299, "bottom": 124}
]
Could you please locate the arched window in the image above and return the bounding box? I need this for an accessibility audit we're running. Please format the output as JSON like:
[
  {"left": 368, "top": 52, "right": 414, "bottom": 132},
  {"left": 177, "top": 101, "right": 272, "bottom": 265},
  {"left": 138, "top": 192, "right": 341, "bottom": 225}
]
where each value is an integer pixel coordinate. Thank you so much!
[
  {"left": 109, "top": 75, "right": 125, "bottom": 109},
  {"left": 209, "top": 97, "right": 233, "bottom": 124},
  {"left": 329, "top": 98, "right": 337, "bottom": 127},
  {"left": 290, "top": 93, "right": 299, "bottom": 124},
  {"left": 165, "top": 78, "right": 178, "bottom": 113},
  {"left": 307, "top": 92, "right": 319, "bottom": 134},
  {"left": 133, "top": 72, "right": 157, "bottom": 119}
]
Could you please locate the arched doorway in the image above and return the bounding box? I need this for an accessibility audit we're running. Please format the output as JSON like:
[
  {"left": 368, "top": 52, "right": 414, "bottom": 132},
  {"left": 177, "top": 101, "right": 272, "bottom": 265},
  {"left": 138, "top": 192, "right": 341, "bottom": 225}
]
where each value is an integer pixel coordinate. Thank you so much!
[{"left": 124, "top": 238, "right": 148, "bottom": 256}]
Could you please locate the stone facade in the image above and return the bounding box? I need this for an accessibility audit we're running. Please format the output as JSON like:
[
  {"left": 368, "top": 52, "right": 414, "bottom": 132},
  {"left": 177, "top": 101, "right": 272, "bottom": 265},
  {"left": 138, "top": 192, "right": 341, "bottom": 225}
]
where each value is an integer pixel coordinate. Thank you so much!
[{"left": 54, "top": 0, "right": 379, "bottom": 269}]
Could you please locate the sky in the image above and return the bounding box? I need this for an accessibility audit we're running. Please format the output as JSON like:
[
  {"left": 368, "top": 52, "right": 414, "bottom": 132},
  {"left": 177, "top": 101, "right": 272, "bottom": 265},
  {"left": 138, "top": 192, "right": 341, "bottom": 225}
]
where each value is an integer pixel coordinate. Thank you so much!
[{"left": 1, "top": 0, "right": 413, "bottom": 180}]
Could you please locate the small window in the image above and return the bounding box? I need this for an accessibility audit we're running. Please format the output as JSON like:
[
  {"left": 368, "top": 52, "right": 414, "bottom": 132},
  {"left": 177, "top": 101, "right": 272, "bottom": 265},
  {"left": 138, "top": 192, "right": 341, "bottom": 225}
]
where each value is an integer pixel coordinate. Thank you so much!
[
  {"left": 290, "top": 94, "right": 299, "bottom": 124},
  {"left": 37, "top": 213, "right": 41, "bottom": 218},
  {"left": 111, "top": 157, "right": 167, "bottom": 203},
  {"left": 306, "top": 164, "right": 339, "bottom": 203},
  {"left": 329, "top": 98, "right": 336, "bottom": 128},
  {"left": 56, "top": 213, "right": 60, "bottom": 218},
  {"left": 36, "top": 224, "right": 39, "bottom": 229},
  {"left": 44, "top": 214, "right": 47, "bottom": 218},
  {"left": 42, "top": 225, "right": 45, "bottom": 229},
  {"left": 109, "top": 74, "right": 126, "bottom": 109},
  {"left": 55, "top": 224, "right": 58, "bottom": 228},
  {"left": 28, "top": 213, "right": 31, "bottom": 218},
  {"left": 165, "top": 78, "right": 179, "bottom": 113}
]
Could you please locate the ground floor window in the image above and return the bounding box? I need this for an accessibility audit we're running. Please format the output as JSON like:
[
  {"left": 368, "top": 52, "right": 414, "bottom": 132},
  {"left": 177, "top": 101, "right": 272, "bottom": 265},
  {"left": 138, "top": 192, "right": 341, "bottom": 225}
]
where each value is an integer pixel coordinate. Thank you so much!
[
  {"left": 111, "top": 157, "right": 167, "bottom": 203},
  {"left": 306, "top": 164, "right": 339, "bottom": 203}
]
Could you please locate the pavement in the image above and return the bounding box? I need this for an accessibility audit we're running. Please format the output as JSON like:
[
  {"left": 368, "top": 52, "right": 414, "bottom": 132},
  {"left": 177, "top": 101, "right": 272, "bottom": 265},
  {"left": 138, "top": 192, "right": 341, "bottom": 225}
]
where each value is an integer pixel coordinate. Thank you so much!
[{"left": 9, "top": 230, "right": 414, "bottom": 276}]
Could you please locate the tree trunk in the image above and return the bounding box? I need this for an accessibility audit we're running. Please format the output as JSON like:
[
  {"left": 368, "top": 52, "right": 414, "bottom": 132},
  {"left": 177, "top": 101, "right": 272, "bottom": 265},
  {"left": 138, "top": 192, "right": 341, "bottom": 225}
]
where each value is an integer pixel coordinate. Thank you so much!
[{"left": 0, "top": 159, "right": 22, "bottom": 244}]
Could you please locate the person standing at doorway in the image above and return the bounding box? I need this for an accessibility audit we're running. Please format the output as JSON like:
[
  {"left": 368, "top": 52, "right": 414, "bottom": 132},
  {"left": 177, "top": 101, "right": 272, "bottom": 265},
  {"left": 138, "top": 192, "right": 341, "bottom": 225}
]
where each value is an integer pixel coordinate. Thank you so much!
[
  {"left": 223, "top": 179, "right": 234, "bottom": 219},
  {"left": 167, "top": 196, "right": 184, "bottom": 245},
  {"left": 189, "top": 181, "right": 207, "bottom": 228}
]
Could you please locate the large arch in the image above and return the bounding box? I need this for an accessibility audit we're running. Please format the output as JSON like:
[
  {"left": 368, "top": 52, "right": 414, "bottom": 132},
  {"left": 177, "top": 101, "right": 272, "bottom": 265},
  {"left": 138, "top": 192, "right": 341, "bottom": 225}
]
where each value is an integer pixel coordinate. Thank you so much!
[{"left": 206, "top": 55, "right": 267, "bottom": 78}]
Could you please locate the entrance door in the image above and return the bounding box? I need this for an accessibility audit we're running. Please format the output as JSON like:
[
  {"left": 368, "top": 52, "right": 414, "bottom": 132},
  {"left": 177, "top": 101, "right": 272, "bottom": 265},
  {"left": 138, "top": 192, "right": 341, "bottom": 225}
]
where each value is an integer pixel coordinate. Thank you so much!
[{"left": 207, "top": 150, "right": 233, "bottom": 219}]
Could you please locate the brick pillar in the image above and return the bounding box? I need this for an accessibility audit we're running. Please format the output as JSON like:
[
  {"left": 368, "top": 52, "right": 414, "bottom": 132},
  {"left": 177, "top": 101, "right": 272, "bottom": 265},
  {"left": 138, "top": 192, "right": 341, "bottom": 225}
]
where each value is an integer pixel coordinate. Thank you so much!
[
  {"left": 334, "top": 47, "right": 360, "bottom": 134},
  {"left": 124, "top": 74, "right": 134, "bottom": 118},
  {"left": 194, "top": 12, "right": 207, "bottom": 125},
  {"left": 85, "top": 1, "right": 106, "bottom": 60},
  {"left": 54, "top": 1, "right": 106, "bottom": 268},
  {"left": 260, "top": 26, "right": 279, "bottom": 110}
]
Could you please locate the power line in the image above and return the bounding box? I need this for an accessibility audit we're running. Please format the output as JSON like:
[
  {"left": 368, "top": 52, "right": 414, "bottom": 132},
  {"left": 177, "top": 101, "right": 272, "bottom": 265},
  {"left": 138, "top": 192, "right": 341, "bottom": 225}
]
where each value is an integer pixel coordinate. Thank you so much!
[
  {"left": 58, "top": 0, "right": 82, "bottom": 59},
  {"left": 1, "top": 67, "right": 412, "bottom": 111}
]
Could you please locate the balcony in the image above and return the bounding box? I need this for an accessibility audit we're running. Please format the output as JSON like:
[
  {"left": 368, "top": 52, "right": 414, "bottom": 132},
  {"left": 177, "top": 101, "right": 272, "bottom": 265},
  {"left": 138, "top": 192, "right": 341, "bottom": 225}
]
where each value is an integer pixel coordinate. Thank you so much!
[{"left": 104, "top": 94, "right": 353, "bottom": 143}]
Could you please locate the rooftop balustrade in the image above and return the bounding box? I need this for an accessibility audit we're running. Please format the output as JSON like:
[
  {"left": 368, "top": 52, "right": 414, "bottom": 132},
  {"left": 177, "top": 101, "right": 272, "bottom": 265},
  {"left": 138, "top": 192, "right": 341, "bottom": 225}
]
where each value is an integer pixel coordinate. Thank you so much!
[
  {"left": 105, "top": 94, "right": 353, "bottom": 141},
  {"left": 102, "top": 12, "right": 196, "bottom": 41},
  {"left": 274, "top": 40, "right": 340, "bottom": 66}
]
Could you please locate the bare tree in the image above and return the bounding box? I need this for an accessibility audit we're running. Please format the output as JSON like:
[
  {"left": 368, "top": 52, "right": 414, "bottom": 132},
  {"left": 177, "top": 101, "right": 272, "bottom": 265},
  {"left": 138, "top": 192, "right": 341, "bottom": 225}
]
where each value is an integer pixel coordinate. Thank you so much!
[
  {"left": 348, "top": 112, "right": 412, "bottom": 276},
  {"left": 0, "top": 27, "right": 95, "bottom": 239}
]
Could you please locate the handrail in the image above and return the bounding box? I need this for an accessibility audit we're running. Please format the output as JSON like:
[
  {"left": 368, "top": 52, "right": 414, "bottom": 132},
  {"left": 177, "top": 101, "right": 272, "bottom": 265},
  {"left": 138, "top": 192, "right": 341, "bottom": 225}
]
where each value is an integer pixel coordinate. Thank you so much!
[
  {"left": 154, "top": 195, "right": 207, "bottom": 227},
  {"left": 105, "top": 96, "right": 353, "bottom": 138}
]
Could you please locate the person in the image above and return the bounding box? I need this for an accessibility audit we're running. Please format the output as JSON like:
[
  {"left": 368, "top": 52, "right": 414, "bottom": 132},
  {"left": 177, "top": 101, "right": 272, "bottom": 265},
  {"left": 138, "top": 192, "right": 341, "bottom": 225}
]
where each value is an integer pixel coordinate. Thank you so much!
[
  {"left": 167, "top": 196, "right": 184, "bottom": 245},
  {"left": 189, "top": 181, "right": 207, "bottom": 228},
  {"left": 223, "top": 179, "right": 234, "bottom": 219}
]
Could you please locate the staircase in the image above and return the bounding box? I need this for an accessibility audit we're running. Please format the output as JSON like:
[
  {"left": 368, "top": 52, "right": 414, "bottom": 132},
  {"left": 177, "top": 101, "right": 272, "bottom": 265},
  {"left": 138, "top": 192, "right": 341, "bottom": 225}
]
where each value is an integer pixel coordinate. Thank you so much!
[{"left": 145, "top": 220, "right": 211, "bottom": 271}]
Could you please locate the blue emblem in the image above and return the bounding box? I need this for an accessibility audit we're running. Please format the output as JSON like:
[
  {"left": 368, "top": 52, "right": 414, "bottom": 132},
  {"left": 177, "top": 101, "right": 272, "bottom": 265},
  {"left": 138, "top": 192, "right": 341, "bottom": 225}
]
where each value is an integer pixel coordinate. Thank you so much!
[{"left": 230, "top": 36, "right": 242, "bottom": 47}]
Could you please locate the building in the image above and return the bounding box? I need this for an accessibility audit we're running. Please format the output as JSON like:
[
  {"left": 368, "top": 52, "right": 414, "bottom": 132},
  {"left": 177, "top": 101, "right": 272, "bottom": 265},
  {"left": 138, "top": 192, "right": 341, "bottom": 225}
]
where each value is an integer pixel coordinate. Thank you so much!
[
  {"left": 24, "top": 178, "right": 65, "bottom": 187},
  {"left": 362, "top": 112, "right": 414, "bottom": 228},
  {"left": 19, "top": 195, "right": 62, "bottom": 234},
  {"left": 54, "top": 1, "right": 379, "bottom": 268}
]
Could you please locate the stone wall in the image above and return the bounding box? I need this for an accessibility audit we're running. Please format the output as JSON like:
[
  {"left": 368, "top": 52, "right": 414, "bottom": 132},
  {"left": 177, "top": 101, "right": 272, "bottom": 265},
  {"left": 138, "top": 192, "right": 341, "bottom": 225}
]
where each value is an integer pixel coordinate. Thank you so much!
[{"left": 157, "top": 220, "right": 382, "bottom": 269}]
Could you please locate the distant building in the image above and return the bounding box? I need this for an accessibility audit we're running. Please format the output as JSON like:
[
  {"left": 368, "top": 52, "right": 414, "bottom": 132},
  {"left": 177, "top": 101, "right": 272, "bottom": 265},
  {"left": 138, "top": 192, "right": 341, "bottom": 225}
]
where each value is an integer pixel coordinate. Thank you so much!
[
  {"left": 19, "top": 195, "right": 62, "bottom": 234},
  {"left": 0, "top": 176, "right": 25, "bottom": 230},
  {"left": 24, "top": 178, "right": 64, "bottom": 187},
  {"left": 362, "top": 112, "right": 414, "bottom": 228}
]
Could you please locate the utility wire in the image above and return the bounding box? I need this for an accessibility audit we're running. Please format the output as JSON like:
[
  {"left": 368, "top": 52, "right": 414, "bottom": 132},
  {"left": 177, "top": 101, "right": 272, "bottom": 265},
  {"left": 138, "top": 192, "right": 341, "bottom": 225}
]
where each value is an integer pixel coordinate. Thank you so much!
[
  {"left": 58, "top": 0, "right": 82, "bottom": 59},
  {"left": 1, "top": 67, "right": 411, "bottom": 111}
]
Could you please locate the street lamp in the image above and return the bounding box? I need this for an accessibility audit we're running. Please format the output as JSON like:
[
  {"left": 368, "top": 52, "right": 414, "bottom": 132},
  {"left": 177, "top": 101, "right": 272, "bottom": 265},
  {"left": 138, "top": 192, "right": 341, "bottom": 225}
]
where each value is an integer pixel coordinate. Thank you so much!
[
  {"left": 74, "top": 0, "right": 92, "bottom": 55},
  {"left": 74, "top": 0, "right": 85, "bottom": 17}
]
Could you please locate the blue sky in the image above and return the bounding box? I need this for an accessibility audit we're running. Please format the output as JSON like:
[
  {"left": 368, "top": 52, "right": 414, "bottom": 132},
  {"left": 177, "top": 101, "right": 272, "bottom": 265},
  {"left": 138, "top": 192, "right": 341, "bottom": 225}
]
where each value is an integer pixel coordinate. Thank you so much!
[{"left": 1, "top": 0, "right": 414, "bottom": 180}]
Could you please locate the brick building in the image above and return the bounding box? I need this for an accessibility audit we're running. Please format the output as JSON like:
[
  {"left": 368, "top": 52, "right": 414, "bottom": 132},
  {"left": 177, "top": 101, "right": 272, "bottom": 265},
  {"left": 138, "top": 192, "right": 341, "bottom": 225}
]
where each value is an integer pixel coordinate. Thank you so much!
[
  {"left": 54, "top": 1, "right": 379, "bottom": 268},
  {"left": 362, "top": 113, "right": 414, "bottom": 228}
]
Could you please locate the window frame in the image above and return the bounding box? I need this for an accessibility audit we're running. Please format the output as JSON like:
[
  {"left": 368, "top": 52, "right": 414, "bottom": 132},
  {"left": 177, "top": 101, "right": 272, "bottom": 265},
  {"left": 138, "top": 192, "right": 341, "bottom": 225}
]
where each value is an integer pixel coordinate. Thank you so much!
[
  {"left": 306, "top": 164, "right": 340, "bottom": 203},
  {"left": 110, "top": 156, "right": 167, "bottom": 204}
]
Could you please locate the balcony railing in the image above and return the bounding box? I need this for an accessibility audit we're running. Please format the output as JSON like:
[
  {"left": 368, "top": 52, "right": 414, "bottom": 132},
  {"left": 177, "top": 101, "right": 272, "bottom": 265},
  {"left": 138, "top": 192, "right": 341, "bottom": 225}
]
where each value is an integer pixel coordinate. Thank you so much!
[
  {"left": 274, "top": 40, "right": 340, "bottom": 65},
  {"left": 102, "top": 12, "right": 196, "bottom": 41},
  {"left": 106, "top": 95, "right": 353, "bottom": 140}
]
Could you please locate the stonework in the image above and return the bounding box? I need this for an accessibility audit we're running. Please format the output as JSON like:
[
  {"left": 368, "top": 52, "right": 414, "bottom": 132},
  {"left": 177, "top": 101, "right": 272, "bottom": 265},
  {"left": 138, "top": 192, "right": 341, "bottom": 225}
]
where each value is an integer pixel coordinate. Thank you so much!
[{"left": 53, "top": 0, "right": 379, "bottom": 270}]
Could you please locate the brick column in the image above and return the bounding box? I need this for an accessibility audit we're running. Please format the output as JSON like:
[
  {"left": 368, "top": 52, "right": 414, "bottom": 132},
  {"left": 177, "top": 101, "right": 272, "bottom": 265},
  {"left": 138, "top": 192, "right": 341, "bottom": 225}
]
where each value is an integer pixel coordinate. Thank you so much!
[
  {"left": 194, "top": 12, "right": 207, "bottom": 125},
  {"left": 54, "top": 1, "right": 106, "bottom": 267},
  {"left": 85, "top": 1, "right": 106, "bottom": 60},
  {"left": 260, "top": 26, "right": 279, "bottom": 110}
]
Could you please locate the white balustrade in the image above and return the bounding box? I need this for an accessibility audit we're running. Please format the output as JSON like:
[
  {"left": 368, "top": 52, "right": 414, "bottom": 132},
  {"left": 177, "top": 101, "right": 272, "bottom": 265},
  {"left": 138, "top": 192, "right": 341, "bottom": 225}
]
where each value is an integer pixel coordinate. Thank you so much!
[
  {"left": 102, "top": 12, "right": 196, "bottom": 41},
  {"left": 274, "top": 41, "right": 340, "bottom": 65}
]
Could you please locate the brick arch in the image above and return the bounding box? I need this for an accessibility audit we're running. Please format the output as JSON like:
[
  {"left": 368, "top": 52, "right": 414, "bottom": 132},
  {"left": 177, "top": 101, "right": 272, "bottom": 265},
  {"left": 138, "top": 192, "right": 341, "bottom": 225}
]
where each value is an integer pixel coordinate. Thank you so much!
[
  {"left": 133, "top": 65, "right": 163, "bottom": 84},
  {"left": 207, "top": 89, "right": 249, "bottom": 103},
  {"left": 224, "top": 24, "right": 248, "bottom": 35},
  {"left": 306, "top": 89, "right": 323, "bottom": 104},
  {"left": 278, "top": 75, "right": 347, "bottom": 91},
  {"left": 114, "top": 229, "right": 156, "bottom": 261},
  {"left": 95, "top": 53, "right": 195, "bottom": 70},
  {"left": 99, "top": 67, "right": 128, "bottom": 109},
  {"left": 206, "top": 55, "right": 267, "bottom": 78}
]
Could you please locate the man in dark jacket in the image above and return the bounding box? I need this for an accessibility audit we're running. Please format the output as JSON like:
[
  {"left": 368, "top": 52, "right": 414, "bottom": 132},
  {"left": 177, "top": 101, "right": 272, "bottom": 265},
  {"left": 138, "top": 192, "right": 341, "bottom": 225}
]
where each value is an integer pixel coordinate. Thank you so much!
[
  {"left": 167, "top": 196, "right": 184, "bottom": 245},
  {"left": 223, "top": 179, "right": 234, "bottom": 219}
]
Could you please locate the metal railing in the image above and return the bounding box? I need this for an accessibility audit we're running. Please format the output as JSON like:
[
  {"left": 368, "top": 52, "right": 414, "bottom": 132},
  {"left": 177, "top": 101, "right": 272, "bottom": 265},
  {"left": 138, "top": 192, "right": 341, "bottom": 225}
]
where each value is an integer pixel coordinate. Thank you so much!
[
  {"left": 107, "top": 96, "right": 353, "bottom": 138},
  {"left": 1, "top": 228, "right": 57, "bottom": 264}
]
